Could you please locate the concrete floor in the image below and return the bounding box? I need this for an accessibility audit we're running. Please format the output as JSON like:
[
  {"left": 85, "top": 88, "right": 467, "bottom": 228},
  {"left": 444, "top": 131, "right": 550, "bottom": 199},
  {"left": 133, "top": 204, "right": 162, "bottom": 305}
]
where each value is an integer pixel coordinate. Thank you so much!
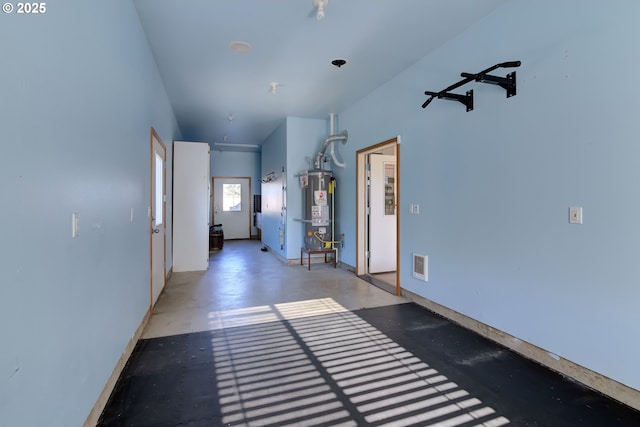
[
  {"left": 99, "top": 239, "right": 640, "bottom": 427},
  {"left": 102, "top": 241, "right": 514, "bottom": 426},
  {"left": 143, "top": 240, "right": 405, "bottom": 339}
]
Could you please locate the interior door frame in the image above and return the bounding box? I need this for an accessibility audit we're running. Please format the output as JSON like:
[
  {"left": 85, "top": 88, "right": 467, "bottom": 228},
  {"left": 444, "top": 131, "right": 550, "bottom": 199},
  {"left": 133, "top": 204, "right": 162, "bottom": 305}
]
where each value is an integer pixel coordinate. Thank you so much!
[
  {"left": 356, "top": 137, "right": 401, "bottom": 296},
  {"left": 149, "top": 127, "right": 167, "bottom": 313},
  {"left": 211, "top": 176, "right": 252, "bottom": 239}
]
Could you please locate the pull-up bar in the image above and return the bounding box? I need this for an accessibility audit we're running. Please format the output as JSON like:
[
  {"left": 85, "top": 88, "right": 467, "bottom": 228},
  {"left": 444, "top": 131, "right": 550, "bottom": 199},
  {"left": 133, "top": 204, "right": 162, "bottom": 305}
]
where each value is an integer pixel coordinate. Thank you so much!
[{"left": 422, "top": 61, "right": 521, "bottom": 111}]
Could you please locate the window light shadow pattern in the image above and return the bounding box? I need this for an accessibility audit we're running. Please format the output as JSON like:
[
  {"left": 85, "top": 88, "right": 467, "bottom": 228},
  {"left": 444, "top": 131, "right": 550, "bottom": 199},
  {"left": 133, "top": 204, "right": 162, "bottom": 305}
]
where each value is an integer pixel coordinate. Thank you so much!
[{"left": 212, "top": 298, "right": 509, "bottom": 427}]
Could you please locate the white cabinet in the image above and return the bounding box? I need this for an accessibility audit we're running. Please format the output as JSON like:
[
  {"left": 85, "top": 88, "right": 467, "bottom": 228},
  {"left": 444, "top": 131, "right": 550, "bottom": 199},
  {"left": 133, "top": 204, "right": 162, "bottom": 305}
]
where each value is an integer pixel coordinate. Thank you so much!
[{"left": 173, "top": 141, "right": 210, "bottom": 272}]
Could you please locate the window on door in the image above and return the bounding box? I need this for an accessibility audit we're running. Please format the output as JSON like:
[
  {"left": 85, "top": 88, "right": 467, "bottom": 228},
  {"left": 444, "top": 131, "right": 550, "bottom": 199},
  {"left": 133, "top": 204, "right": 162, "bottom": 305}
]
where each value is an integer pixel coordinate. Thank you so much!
[
  {"left": 384, "top": 162, "right": 395, "bottom": 216},
  {"left": 154, "top": 152, "right": 164, "bottom": 225},
  {"left": 223, "top": 183, "right": 242, "bottom": 211}
]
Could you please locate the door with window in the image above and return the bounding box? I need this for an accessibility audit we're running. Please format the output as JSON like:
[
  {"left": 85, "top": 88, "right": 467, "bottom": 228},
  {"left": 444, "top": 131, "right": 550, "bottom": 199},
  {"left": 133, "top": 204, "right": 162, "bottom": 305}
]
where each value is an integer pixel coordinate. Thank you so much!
[
  {"left": 150, "top": 129, "right": 166, "bottom": 310},
  {"left": 212, "top": 177, "right": 251, "bottom": 240},
  {"left": 368, "top": 154, "right": 397, "bottom": 273}
]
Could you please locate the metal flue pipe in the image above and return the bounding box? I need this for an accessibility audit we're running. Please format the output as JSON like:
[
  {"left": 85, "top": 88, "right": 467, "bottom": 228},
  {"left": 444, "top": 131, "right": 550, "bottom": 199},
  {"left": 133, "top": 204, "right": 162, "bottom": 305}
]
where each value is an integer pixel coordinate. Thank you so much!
[{"left": 314, "top": 130, "right": 348, "bottom": 169}]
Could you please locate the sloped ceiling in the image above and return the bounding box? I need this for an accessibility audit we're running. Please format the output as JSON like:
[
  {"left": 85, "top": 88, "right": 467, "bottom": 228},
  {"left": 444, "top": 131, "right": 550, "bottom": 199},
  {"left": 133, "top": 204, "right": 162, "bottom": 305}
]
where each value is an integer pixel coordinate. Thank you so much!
[{"left": 134, "top": 0, "right": 508, "bottom": 150}]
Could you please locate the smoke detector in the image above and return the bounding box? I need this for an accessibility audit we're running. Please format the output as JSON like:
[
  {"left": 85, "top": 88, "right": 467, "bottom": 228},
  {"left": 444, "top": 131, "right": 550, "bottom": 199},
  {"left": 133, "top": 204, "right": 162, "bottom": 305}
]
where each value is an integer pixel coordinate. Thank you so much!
[
  {"left": 313, "top": 0, "right": 328, "bottom": 20},
  {"left": 229, "top": 41, "right": 251, "bottom": 53}
]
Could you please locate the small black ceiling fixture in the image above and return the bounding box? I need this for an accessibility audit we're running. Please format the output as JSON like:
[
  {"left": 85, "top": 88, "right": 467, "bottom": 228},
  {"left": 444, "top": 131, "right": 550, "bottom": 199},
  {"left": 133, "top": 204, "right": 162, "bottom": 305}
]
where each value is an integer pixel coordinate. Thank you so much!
[{"left": 331, "top": 59, "right": 347, "bottom": 68}]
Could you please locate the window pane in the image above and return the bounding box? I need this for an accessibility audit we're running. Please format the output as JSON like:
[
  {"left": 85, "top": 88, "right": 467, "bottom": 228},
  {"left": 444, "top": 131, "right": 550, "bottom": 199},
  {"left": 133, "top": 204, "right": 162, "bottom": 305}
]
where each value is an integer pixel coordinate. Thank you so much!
[
  {"left": 384, "top": 162, "right": 395, "bottom": 215},
  {"left": 155, "top": 153, "right": 163, "bottom": 225},
  {"left": 223, "top": 183, "right": 242, "bottom": 211}
]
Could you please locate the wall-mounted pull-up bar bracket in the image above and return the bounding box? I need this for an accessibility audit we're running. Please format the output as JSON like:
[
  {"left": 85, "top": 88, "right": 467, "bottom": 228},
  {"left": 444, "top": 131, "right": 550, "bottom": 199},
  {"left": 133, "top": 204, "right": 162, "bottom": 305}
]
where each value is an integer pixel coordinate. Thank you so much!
[
  {"left": 422, "top": 60, "right": 521, "bottom": 112},
  {"left": 424, "top": 90, "right": 474, "bottom": 112},
  {"left": 460, "top": 71, "right": 517, "bottom": 98}
]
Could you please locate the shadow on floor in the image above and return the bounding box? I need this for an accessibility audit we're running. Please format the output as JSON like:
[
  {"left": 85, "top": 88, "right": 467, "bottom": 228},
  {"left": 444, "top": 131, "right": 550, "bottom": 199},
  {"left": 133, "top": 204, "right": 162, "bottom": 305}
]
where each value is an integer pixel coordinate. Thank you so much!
[{"left": 98, "top": 300, "right": 640, "bottom": 427}]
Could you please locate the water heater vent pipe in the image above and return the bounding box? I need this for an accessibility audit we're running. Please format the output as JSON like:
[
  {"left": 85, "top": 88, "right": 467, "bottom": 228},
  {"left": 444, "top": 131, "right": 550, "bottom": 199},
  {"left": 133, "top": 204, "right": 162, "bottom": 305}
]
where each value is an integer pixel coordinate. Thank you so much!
[{"left": 314, "top": 130, "right": 348, "bottom": 169}]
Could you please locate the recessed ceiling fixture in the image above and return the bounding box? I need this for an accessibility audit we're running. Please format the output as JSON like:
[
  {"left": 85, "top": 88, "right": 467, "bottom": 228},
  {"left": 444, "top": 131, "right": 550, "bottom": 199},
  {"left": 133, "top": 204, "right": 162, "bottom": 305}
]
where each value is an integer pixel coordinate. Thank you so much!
[
  {"left": 229, "top": 41, "right": 251, "bottom": 53},
  {"left": 331, "top": 59, "right": 346, "bottom": 68},
  {"left": 313, "top": 0, "right": 328, "bottom": 20},
  {"left": 270, "top": 82, "right": 281, "bottom": 94}
]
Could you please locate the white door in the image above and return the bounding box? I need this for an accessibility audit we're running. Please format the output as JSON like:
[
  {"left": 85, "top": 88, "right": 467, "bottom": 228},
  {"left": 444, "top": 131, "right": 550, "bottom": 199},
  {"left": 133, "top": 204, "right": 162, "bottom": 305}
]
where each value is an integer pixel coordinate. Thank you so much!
[
  {"left": 368, "top": 154, "right": 397, "bottom": 273},
  {"left": 213, "top": 177, "right": 251, "bottom": 240},
  {"left": 150, "top": 129, "right": 166, "bottom": 309}
]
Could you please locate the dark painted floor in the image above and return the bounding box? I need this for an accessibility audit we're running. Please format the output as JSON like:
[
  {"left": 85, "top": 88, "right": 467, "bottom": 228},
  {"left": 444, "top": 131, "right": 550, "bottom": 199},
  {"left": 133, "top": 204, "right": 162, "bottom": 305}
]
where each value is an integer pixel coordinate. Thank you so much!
[
  {"left": 356, "top": 303, "right": 640, "bottom": 427},
  {"left": 98, "top": 302, "right": 640, "bottom": 427}
]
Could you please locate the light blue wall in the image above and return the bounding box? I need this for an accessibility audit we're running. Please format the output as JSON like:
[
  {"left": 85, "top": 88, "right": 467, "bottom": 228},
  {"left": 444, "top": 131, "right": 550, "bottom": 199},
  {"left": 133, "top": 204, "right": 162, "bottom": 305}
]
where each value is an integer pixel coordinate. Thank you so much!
[
  {"left": 260, "top": 122, "right": 287, "bottom": 256},
  {"left": 211, "top": 149, "right": 262, "bottom": 235},
  {"left": 0, "top": 1, "right": 181, "bottom": 426},
  {"left": 260, "top": 117, "right": 329, "bottom": 258},
  {"left": 336, "top": 0, "right": 640, "bottom": 391},
  {"left": 286, "top": 117, "right": 328, "bottom": 259}
]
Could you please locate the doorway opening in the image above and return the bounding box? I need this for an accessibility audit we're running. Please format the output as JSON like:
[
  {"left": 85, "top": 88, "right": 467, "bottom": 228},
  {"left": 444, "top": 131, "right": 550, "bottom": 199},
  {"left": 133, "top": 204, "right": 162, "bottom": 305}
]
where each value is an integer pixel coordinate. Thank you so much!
[
  {"left": 212, "top": 177, "right": 252, "bottom": 240},
  {"left": 356, "top": 137, "right": 400, "bottom": 296}
]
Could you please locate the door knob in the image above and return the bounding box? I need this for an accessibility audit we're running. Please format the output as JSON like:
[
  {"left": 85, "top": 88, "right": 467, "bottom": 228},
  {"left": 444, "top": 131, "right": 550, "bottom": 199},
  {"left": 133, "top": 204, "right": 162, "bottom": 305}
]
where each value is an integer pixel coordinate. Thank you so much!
[{"left": 152, "top": 228, "right": 160, "bottom": 234}]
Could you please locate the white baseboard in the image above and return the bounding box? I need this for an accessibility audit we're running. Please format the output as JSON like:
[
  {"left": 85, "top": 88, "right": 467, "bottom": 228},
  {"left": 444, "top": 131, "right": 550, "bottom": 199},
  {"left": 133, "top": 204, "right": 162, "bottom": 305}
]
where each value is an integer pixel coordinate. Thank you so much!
[
  {"left": 402, "top": 289, "right": 640, "bottom": 412},
  {"left": 83, "top": 309, "right": 151, "bottom": 427}
]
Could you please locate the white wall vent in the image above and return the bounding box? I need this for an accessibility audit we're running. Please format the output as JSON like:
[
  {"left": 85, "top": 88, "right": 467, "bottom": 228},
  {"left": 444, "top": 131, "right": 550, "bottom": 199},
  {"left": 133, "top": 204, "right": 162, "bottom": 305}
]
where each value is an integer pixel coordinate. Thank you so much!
[{"left": 413, "top": 253, "right": 428, "bottom": 281}]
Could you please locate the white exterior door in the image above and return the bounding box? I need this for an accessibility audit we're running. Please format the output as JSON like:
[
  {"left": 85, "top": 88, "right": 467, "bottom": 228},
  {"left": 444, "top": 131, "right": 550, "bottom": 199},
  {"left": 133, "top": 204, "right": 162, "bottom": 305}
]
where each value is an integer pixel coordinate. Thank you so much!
[
  {"left": 368, "top": 154, "right": 397, "bottom": 273},
  {"left": 213, "top": 177, "right": 251, "bottom": 240},
  {"left": 150, "top": 130, "right": 166, "bottom": 309}
]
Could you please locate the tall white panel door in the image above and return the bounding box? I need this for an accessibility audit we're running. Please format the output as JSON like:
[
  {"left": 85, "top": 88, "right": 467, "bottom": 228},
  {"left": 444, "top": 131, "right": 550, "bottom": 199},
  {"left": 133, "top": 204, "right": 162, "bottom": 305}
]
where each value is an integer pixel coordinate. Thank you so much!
[
  {"left": 173, "top": 141, "right": 210, "bottom": 272},
  {"left": 368, "top": 154, "right": 397, "bottom": 273}
]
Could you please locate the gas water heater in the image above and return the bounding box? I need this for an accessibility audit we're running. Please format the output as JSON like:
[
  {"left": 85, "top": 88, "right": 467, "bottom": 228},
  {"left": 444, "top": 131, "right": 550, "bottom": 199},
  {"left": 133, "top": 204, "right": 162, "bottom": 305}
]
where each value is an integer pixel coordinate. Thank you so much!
[
  {"left": 301, "top": 125, "right": 347, "bottom": 251},
  {"left": 303, "top": 169, "right": 335, "bottom": 250}
]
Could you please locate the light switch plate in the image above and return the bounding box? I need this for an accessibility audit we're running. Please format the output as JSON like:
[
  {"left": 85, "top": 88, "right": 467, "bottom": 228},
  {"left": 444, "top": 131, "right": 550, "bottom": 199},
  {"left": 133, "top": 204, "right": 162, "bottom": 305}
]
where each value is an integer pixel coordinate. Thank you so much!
[
  {"left": 72, "top": 212, "right": 80, "bottom": 237},
  {"left": 569, "top": 206, "right": 583, "bottom": 224}
]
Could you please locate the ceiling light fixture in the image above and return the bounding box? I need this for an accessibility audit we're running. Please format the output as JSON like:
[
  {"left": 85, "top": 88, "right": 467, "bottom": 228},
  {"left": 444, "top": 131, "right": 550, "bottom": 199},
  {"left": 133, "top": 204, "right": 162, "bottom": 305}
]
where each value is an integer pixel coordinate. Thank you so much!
[
  {"left": 214, "top": 143, "right": 260, "bottom": 149},
  {"left": 331, "top": 59, "right": 346, "bottom": 68},
  {"left": 313, "top": 0, "right": 328, "bottom": 20},
  {"left": 270, "top": 82, "right": 280, "bottom": 94},
  {"left": 229, "top": 41, "right": 251, "bottom": 53}
]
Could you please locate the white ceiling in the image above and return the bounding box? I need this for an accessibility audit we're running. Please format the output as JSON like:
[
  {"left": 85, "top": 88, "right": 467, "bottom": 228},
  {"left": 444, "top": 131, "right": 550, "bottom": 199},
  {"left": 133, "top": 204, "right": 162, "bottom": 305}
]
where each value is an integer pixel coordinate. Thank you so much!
[{"left": 133, "top": 0, "right": 508, "bottom": 151}]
